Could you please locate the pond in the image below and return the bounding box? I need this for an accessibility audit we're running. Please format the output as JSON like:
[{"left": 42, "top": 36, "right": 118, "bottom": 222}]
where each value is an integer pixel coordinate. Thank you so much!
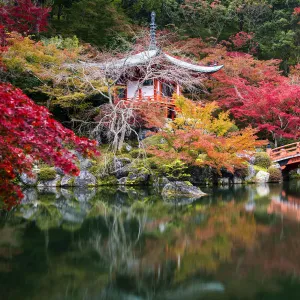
[{"left": 1, "top": 181, "right": 300, "bottom": 300}]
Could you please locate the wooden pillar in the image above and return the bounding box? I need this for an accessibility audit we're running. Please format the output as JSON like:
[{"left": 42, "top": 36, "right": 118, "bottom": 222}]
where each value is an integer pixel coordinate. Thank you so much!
[
  {"left": 176, "top": 84, "right": 180, "bottom": 95},
  {"left": 154, "top": 79, "right": 157, "bottom": 101}
]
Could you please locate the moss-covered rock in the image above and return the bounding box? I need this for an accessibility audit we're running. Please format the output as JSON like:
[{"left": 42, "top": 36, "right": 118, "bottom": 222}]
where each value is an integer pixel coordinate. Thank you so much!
[
  {"left": 38, "top": 175, "right": 61, "bottom": 187},
  {"left": 188, "top": 165, "right": 215, "bottom": 185},
  {"left": 158, "top": 160, "right": 191, "bottom": 181},
  {"left": 129, "top": 149, "right": 142, "bottom": 159},
  {"left": 98, "top": 175, "right": 118, "bottom": 186},
  {"left": 61, "top": 175, "right": 75, "bottom": 187},
  {"left": 151, "top": 176, "right": 170, "bottom": 188},
  {"left": 126, "top": 168, "right": 150, "bottom": 185},
  {"left": 38, "top": 167, "right": 57, "bottom": 181}
]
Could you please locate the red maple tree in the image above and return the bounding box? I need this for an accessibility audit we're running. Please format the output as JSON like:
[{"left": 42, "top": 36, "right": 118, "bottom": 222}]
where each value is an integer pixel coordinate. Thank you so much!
[
  {"left": 0, "top": 83, "right": 99, "bottom": 209},
  {"left": 216, "top": 76, "right": 300, "bottom": 146},
  {"left": 0, "top": 0, "right": 50, "bottom": 41}
]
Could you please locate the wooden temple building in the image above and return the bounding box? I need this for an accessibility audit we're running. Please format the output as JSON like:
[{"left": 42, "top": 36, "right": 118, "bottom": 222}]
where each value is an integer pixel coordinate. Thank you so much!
[{"left": 84, "top": 12, "right": 224, "bottom": 118}]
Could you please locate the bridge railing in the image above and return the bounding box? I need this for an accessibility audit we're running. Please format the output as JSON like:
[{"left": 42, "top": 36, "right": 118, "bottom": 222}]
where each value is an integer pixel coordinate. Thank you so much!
[{"left": 268, "top": 142, "right": 300, "bottom": 161}]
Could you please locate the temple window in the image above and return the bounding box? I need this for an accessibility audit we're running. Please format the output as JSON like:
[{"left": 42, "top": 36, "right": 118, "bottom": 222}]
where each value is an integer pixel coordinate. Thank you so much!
[
  {"left": 162, "top": 82, "right": 174, "bottom": 97},
  {"left": 117, "top": 87, "right": 126, "bottom": 99},
  {"left": 143, "top": 79, "right": 154, "bottom": 86}
]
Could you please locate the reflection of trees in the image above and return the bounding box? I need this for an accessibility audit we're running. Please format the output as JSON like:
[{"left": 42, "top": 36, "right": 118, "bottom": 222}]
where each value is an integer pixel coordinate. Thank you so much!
[
  {"left": 227, "top": 217, "right": 300, "bottom": 286},
  {"left": 85, "top": 201, "right": 148, "bottom": 273},
  {"left": 3, "top": 182, "right": 300, "bottom": 299},
  {"left": 267, "top": 180, "right": 300, "bottom": 222},
  {"left": 165, "top": 202, "right": 257, "bottom": 283},
  {"left": 0, "top": 221, "right": 24, "bottom": 274}
]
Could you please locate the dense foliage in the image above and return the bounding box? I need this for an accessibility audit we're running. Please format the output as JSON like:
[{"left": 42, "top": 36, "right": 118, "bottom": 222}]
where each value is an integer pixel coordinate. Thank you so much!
[
  {"left": 45, "top": 0, "right": 300, "bottom": 69},
  {"left": 147, "top": 97, "right": 265, "bottom": 173},
  {"left": 0, "top": 83, "right": 98, "bottom": 209},
  {"left": 0, "top": 0, "right": 50, "bottom": 43}
]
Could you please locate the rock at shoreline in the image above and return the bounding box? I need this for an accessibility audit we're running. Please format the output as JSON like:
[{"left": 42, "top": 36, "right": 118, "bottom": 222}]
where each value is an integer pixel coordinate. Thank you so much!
[
  {"left": 218, "top": 177, "right": 229, "bottom": 186},
  {"left": 61, "top": 175, "right": 74, "bottom": 187},
  {"left": 245, "top": 164, "right": 256, "bottom": 181},
  {"left": 74, "top": 171, "right": 96, "bottom": 187},
  {"left": 255, "top": 171, "right": 270, "bottom": 183},
  {"left": 38, "top": 174, "right": 61, "bottom": 187},
  {"left": 233, "top": 176, "right": 243, "bottom": 184},
  {"left": 162, "top": 181, "right": 206, "bottom": 198},
  {"left": 118, "top": 177, "right": 127, "bottom": 185},
  {"left": 20, "top": 173, "right": 38, "bottom": 186},
  {"left": 152, "top": 176, "right": 170, "bottom": 188},
  {"left": 111, "top": 158, "right": 132, "bottom": 178},
  {"left": 127, "top": 170, "right": 150, "bottom": 185}
]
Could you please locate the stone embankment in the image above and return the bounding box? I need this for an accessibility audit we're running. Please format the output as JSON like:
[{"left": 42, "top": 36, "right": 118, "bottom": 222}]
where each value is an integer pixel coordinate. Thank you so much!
[{"left": 20, "top": 151, "right": 285, "bottom": 198}]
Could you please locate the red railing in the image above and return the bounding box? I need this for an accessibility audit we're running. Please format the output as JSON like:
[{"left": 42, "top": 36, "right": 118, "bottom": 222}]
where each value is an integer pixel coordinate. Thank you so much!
[
  {"left": 268, "top": 142, "right": 300, "bottom": 161},
  {"left": 115, "top": 95, "right": 176, "bottom": 106}
]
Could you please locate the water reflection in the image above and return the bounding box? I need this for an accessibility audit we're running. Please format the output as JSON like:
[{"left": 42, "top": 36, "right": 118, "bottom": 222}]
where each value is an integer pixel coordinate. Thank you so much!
[
  {"left": 268, "top": 180, "right": 300, "bottom": 222},
  {"left": 1, "top": 181, "right": 300, "bottom": 299}
]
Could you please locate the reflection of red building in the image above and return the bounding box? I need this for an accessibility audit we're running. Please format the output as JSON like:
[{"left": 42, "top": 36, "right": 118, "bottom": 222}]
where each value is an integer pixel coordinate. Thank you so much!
[{"left": 268, "top": 198, "right": 300, "bottom": 222}]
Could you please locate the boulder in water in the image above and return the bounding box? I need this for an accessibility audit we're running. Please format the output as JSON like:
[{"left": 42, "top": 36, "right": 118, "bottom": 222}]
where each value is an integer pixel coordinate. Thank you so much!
[{"left": 162, "top": 181, "right": 206, "bottom": 198}]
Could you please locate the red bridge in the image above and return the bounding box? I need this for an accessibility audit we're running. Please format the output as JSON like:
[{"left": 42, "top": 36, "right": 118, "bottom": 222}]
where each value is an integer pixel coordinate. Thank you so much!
[{"left": 268, "top": 142, "right": 300, "bottom": 171}]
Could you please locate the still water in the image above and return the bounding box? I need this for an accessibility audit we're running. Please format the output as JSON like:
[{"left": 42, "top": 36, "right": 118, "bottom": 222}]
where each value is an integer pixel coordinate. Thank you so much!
[{"left": 1, "top": 181, "right": 300, "bottom": 300}]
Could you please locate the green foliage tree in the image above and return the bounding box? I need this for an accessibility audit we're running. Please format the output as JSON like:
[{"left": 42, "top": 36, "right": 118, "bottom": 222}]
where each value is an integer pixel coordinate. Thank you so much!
[
  {"left": 120, "top": 0, "right": 181, "bottom": 25},
  {"left": 48, "top": 0, "right": 128, "bottom": 47},
  {"left": 178, "top": 0, "right": 300, "bottom": 70}
]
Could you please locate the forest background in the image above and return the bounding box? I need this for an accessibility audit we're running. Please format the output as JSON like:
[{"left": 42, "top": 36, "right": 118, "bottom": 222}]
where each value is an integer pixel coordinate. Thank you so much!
[{"left": 1, "top": 0, "right": 299, "bottom": 145}]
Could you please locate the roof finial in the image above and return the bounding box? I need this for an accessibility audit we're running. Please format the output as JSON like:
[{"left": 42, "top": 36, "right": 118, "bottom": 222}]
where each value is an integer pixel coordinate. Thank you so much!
[{"left": 149, "top": 11, "right": 157, "bottom": 50}]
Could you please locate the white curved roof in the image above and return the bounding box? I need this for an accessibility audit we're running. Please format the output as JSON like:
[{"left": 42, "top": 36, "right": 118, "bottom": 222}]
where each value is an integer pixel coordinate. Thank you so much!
[
  {"left": 163, "top": 53, "right": 223, "bottom": 73},
  {"left": 80, "top": 49, "right": 223, "bottom": 73},
  {"left": 110, "top": 49, "right": 159, "bottom": 68}
]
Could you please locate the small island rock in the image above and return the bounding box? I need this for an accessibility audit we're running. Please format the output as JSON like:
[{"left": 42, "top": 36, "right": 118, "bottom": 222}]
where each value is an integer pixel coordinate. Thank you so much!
[{"left": 162, "top": 181, "right": 206, "bottom": 198}]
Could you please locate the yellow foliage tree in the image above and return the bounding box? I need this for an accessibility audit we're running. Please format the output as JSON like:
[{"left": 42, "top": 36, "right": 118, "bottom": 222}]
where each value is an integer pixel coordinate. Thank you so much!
[
  {"left": 1, "top": 33, "right": 102, "bottom": 109},
  {"left": 147, "top": 96, "right": 266, "bottom": 173}
]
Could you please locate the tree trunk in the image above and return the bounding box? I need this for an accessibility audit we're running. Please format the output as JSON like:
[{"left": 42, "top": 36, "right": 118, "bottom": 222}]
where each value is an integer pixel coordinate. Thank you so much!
[{"left": 57, "top": 4, "right": 63, "bottom": 21}]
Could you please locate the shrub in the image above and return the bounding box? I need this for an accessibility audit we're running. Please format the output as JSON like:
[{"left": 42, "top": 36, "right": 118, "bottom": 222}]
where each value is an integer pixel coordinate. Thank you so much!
[
  {"left": 254, "top": 152, "right": 271, "bottom": 169},
  {"left": 145, "top": 157, "right": 159, "bottom": 169},
  {"left": 130, "top": 149, "right": 142, "bottom": 158},
  {"left": 42, "top": 36, "right": 80, "bottom": 50},
  {"left": 158, "top": 160, "right": 190, "bottom": 181},
  {"left": 38, "top": 167, "right": 57, "bottom": 181},
  {"left": 268, "top": 166, "right": 282, "bottom": 182},
  {"left": 290, "top": 169, "right": 300, "bottom": 179},
  {"left": 143, "top": 135, "right": 166, "bottom": 147}
]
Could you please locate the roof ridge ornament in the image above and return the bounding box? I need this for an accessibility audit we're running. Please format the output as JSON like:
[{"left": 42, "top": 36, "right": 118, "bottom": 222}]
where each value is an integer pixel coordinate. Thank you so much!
[{"left": 149, "top": 11, "right": 157, "bottom": 50}]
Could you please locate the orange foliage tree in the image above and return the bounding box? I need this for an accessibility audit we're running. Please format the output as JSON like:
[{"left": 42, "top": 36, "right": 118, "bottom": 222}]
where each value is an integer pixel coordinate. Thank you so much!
[{"left": 146, "top": 96, "right": 265, "bottom": 173}]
